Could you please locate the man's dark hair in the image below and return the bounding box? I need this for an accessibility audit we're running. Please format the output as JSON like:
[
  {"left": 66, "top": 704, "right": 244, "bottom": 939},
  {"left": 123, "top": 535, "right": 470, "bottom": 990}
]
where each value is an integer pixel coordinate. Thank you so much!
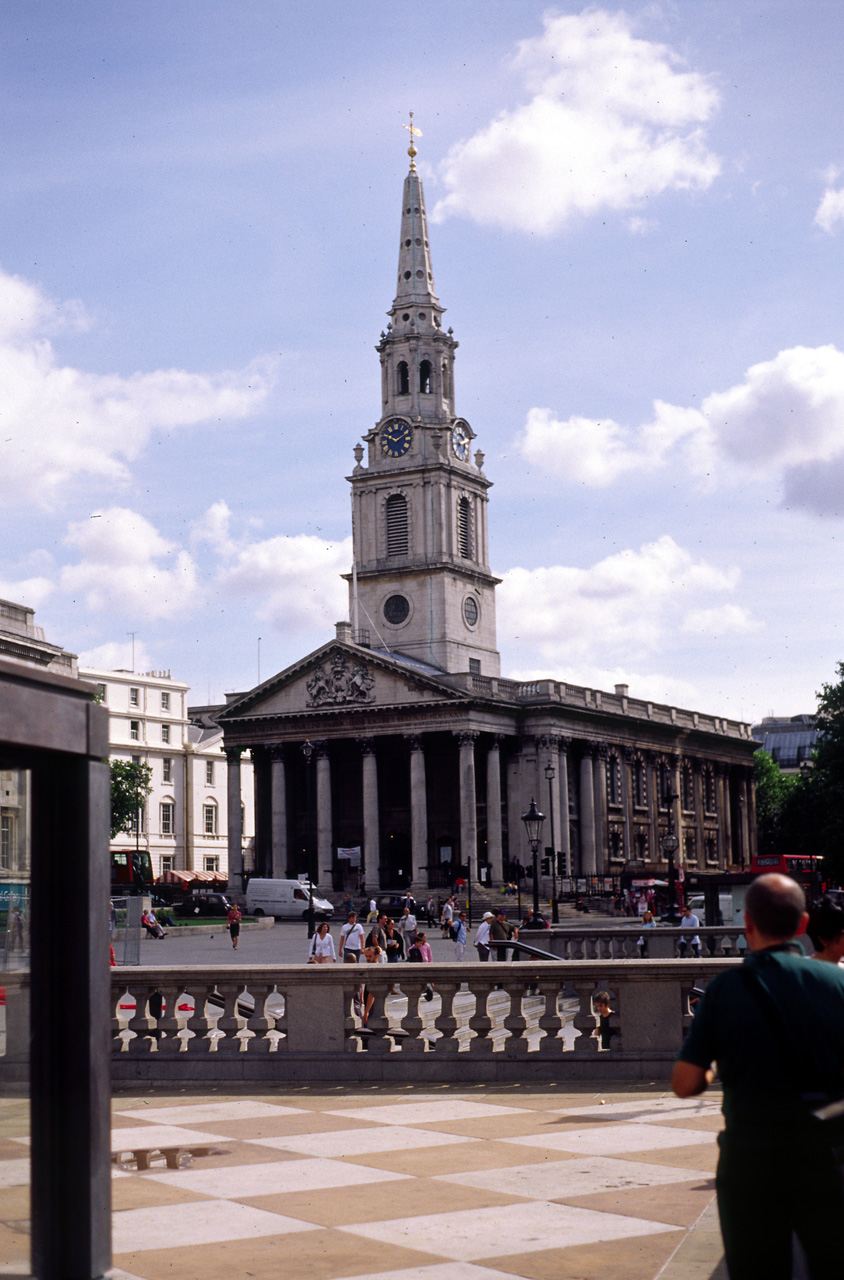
[
  {"left": 745, "top": 874, "right": 805, "bottom": 939},
  {"left": 807, "top": 896, "right": 844, "bottom": 948}
]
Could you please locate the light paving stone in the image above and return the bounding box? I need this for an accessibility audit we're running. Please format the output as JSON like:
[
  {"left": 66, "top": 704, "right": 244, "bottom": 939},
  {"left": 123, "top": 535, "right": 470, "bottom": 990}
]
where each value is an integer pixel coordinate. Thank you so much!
[
  {"left": 436, "top": 1155, "right": 709, "bottom": 1200},
  {"left": 112, "top": 1199, "right": 318, "bottom": 1253},
  {"left": 331, "top": 1101, "right": 526, "bottom": 1126},
  {"left": 501, "top": 1122, "right": 713, "bottom": 1157},
  {"left": 146, "top": 1156, "right": 409, "bottom": 1198},
  {"left": 556, "top": 1097, "right": 721, "bottom": 1122},
  {"left": 251, "top": 1124, "right": 479, "bottom": 1159},
  {"left": 325, "top": 1266, "right": 520, "bottom": 1280},
  {"left": 116, "top": 1101, "right": 305, "bottom": 1125},
  {"left": 110, "top": 1125, "right": 233, "bottom": 1152},
  {"left": 340, "top": 1200, "right": 678, "bottom": 1261},
  {"left": 0, "top": 1158, "right": 30, "bottom": 1189}
]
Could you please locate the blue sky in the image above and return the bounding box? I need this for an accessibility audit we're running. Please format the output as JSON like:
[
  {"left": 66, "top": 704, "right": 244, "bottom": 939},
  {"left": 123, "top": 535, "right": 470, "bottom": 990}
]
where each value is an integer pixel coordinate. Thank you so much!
[{"left": 4, "top": 1, "right": 844, "bottom": 721}]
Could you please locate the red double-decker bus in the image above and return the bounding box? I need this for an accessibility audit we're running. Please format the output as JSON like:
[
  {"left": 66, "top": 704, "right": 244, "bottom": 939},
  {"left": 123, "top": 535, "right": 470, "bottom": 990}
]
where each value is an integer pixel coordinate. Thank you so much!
[{"left": 750, "top": 852, "right": 825, "bottom": 896}]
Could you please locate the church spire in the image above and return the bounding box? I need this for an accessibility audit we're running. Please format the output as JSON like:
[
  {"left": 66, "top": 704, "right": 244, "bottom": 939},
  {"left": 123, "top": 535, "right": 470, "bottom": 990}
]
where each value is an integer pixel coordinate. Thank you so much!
[{"left": 391, "top": 138, "right": 442, "bottom": 321}]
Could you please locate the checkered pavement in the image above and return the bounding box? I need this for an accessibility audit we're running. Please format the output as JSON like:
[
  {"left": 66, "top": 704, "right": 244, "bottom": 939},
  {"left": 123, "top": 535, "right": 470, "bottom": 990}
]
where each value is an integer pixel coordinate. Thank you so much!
[{"left": 0, "top": 1087, "right": 725, "bottom": 1280}]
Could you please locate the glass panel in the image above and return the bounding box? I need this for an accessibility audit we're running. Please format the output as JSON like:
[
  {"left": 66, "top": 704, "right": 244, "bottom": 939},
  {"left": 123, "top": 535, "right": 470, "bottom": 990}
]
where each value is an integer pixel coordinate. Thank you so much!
[{"left": 0, "top": 765, "right": 32, "bottom": 1275}]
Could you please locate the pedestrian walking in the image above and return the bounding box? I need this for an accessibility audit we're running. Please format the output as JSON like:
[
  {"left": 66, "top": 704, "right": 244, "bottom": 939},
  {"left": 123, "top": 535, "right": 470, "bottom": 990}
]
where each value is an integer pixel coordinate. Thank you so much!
[
  {"left": 440, "top": 896, "right": 454, "bottom": 938},
  {"left": 489, "top": 907, "right": 518, "bottom": 961},
  {"left": 226, "top": 902, "right": 242, "bottom": 949},
  {"left": 673, "top": 873, "right": 844, "bottom": 1279},
  {"left": 308, "top": 921, "right": 336, "bottom": 963},
  {"left": 339, "top": 911, "right": 365, "bottom": 961},
  {"left": 678, "top": 904, "right": 701, "bottom": 957},
  {"left": 453, "top": 911, "right": 468, "bottom": 961},
  {"left": 474, "top": 911, "right": 493, "bottom": 961}
]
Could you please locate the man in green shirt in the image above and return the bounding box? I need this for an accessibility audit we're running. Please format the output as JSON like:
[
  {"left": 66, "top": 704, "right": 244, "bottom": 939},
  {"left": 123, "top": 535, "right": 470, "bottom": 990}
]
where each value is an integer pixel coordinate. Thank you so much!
[{"left": 673, "top": 874, "right": 844, "bottom": 1279}]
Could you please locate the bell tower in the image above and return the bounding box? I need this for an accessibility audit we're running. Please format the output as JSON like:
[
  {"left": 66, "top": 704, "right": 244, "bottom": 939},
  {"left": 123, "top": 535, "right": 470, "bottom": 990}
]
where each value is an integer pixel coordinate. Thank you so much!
[{"left": 346, "top": 121, "right": 501, "bottom": 675}]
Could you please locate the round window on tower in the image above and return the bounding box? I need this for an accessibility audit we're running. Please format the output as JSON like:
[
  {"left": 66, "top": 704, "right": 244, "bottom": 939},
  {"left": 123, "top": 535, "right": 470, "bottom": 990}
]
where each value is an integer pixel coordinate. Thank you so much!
[
  {"left": 463, "top": 596, "right": 479, "bottom": 628},
  {"left": 384, "top": 594, "right": 410, "bottom": 625}
]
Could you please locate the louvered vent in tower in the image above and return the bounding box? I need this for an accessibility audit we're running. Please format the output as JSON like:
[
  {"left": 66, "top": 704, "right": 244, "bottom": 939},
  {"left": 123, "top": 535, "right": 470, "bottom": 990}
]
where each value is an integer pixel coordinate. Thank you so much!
[
  {"left": 458, "top": 496, "right": 473, "bottom": 559},
  {"left": 385, "top": 494, "right": 408, "bottom": 556}
]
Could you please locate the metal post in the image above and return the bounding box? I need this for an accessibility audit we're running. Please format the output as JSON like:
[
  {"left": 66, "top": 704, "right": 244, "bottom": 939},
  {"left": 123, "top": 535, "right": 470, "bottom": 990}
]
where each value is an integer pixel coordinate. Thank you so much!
[
  {"left": 545, "top": 760, "right": 558, "bottom": 923},
  {"left": 467, "top": 856, "right": 472, "bottom": 927},
  {"left": 302, "top": 741, "right": 316, "bottom": 938}
]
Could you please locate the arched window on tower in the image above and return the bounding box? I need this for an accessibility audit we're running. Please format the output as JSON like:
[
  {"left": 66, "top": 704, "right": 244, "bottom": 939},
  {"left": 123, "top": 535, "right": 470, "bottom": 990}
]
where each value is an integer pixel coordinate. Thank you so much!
[
  {"left": 419, "top": 359, "right": 432, "bottom": 393},
  {"left": 397, "top": 361, "right": 409, "bottom": 395},
  {"left": 457, "top": 496, "right": 473, "bottom": 559},
  {"left": 385, "top": 494, "right": 409, "bottom": 556}
]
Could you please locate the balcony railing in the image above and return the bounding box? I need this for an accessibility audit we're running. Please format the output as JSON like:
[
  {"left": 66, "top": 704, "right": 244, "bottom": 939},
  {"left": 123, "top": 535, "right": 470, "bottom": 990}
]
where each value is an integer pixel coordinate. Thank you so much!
[{"left": 108, "top": 958, "right": 738, "bottom": 1086}]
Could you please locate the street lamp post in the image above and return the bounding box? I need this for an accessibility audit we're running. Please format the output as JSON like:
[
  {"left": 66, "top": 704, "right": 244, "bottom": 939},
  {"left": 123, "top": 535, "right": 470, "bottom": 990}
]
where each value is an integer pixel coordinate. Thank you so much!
[
  {"left": 521, "top": 798, "right": 545, "bottom": 918},
  {"left": 544, "top": 760, "right": 558, "bottom": 923},
  {"left": 301, "top": 740, "right": 316, "bottom": 939}
]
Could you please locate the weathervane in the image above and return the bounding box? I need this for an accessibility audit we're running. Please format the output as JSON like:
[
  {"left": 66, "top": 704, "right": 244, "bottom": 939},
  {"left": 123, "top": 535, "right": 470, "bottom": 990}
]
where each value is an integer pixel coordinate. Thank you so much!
[{"left": 402, "top": 110, "right": 422, "bottom": 170}]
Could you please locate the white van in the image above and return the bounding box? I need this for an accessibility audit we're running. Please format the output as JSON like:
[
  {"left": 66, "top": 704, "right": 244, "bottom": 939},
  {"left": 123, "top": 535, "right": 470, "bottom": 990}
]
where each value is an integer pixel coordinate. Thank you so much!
[{"left": 245, "top": 878, "right": 334, "bottom": 920}]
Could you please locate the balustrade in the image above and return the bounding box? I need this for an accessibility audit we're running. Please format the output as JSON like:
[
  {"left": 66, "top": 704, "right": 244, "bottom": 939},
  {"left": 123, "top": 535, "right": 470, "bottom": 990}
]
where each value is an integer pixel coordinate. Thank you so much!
[
  {"left": 542, "top": 926, "right": 747, "bottom": 961},
  {"left": 106, "top": 958, "right": 739, "bottom": 1084}
]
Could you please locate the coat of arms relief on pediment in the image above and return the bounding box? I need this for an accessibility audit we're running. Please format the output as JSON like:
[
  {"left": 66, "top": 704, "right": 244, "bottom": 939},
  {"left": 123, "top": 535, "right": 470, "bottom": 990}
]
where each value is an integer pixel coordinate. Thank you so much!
[{"left": 306, "top": 653, "right": 375, "bottom": 707}]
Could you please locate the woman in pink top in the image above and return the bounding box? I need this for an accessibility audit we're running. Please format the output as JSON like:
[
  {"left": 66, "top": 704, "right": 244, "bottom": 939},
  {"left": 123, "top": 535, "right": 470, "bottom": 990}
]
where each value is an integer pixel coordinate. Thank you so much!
[{"left": 414, "top": 931, "right": 433, "bottom": 962}]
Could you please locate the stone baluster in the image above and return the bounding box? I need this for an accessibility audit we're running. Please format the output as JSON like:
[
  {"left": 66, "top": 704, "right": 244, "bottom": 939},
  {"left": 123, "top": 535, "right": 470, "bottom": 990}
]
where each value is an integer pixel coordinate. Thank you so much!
[
  {"left": 213, "top": 981, "right": 246, "bottom": 1054},
  {"left": 183, "top": 981, "right": 215, "bottom": 1054},
  {"left": 112, "top": 988, "right": 128, "bottom": 1051},
  {"left": 155, "top": 981, "right": 185, "bottom": 1057},
  {"left": 125, "top": 983, "right": 157, "bottom": 1056},
  {"left": 244, "top": 981, "right": 275, "bottom": 1054},
  {"left": 432, "top": 981, "right": 461, "bottom": 1054},
  {"left": 501, "top": 980, "right": 529, "bottom": 1057},
  {"left": 397, "top": 982, "right": 427, "bottom": 1054},
  {"left": 466, "top": 981, "right": 495, "bottom": 1055},
  {"left": 571, "top": 982, "right": 600, "bottom": 1055},
  {"left": 343, "top": 978, "right": 364, "bottom": 1050},
  {"left": 536, "top": 979, "right": 565, "bottom": 1056},
  {"left": 362, "top": 978, "right": 393, "bottom": 1055}
]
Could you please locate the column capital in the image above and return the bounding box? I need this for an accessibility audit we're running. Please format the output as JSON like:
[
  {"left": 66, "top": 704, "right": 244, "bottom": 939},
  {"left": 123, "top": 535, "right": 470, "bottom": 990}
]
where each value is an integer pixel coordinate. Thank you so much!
[
  {"left": 404, "top": 733, "right": 425, "bottom": 752},
  {"left": 593, "top": 742, "right": 608, "bottom": 761},
  {"left": 268, "top": 744, "right": 286, "bottom": 763},
  {"left": 623, "top": 745, "right": 636, "bottom": 762},
  {"left": 357, "top": 735, "right": 377, "bottom": 756},
  {"left": 535, "top": 733, "right": 560, "bottom": 753},
  {"left": 489, "top": 733, "right": 505, "bottom": 751},
  {"left": 454, "top": 730, "right": 479, "bottom": 748},
  {"left": 223, "top": 745, "right": 243, "bottom": 764},
  {"left": 314, "top": 740, "right": 330, "bottom": 760},
  {"left": 556, "top": 736, "right": 571, "bottom": 754}
]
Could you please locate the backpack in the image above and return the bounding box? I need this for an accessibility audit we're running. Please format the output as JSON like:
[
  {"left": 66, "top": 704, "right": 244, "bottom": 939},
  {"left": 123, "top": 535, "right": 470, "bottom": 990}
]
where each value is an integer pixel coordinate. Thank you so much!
[
  {"left": 408, "top": 945, "right": 423, "bottom": 962},
  {"left": 451, "top": 921, "right": 461, "bottom": 941}
]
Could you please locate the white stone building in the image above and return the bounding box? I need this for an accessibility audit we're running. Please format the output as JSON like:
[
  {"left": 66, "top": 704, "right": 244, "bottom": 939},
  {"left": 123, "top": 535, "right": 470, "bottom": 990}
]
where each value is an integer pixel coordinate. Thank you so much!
[{"left": 79, "top": 666, "right": 254, "bottom": 883}]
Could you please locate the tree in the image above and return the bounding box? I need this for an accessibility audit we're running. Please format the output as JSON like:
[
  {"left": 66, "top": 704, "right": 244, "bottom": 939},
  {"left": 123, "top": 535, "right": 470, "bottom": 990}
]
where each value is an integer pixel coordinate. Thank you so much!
[
  {"left": 109, "top": 760, "right": 153, "bottom": 840},
  {"left": 810, "top": 660, "right": 844, "bottom": 882},
  {"left": 753, "top": 749, "right": 797, "bottom": 858}
]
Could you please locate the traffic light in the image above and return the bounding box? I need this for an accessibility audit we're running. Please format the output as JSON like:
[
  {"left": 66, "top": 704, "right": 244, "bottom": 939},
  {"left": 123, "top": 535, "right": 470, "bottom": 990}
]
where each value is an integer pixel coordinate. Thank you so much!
[{"left": 541, "top": 856, "right": 551, "bottom": 875}]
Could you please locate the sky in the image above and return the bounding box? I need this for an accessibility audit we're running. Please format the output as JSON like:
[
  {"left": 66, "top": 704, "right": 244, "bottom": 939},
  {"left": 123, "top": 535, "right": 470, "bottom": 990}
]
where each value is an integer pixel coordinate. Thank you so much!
[{"left": 3, "top": 1, "right": 844, "bottom": 723}]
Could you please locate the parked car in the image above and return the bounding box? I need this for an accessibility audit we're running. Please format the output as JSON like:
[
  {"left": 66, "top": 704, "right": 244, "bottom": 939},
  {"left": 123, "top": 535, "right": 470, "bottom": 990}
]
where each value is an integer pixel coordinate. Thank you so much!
[{"left": 175, "top": 892, "right": 233, "bottom": 918}]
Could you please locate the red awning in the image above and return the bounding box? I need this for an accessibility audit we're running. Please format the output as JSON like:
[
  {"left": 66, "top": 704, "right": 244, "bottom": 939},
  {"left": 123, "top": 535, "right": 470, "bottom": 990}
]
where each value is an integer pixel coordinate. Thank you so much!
[{"left": 157, "top": 869, "right": 227, "bottom": 886}]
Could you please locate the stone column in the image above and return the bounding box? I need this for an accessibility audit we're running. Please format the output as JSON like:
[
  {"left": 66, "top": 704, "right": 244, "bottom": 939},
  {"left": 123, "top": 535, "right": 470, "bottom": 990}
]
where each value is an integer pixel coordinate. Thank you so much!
[
  {"left": 224, "top": 746, "right": 243, "bottom": 892},
  {"left": 269, "top": 746, "right": 287, "bottom": 879},
  {"left": 739, "top": 770, "right": 751, "bottom": 868},
  {"left": 579, "top": 744, "right": 596, "bottom": 876},
  {"left": 593, "top": 746, "right": 607, "bottom": 875},
  {"left": 316, "top": 745, "right": 332, "bottom": 883},
  {"left": 406, "top": 735, "right": 428, "bottom": 889},
  {"left": 719, "top": 765, "right": 733, "bottom": 866},
  {"left": 455, "top": 730, "right": 479, "bottom": 879},
  {"left": 621, "top": 747, "right": 634, "bottom": 864},
  {"left": 557, "top": 739, "right": 572, "bottom": 878},
  {"left": 486, "top": 735, "right": 504, "bottom": 884},
  {"left": 746, "top": 767, "right": 758, "bottom": 862},
  {"left": 359, "top": 738, "right": 379, "bottom": 891},
  {"left": 669, "top": 754, "right": 684, "bottom": 866}
]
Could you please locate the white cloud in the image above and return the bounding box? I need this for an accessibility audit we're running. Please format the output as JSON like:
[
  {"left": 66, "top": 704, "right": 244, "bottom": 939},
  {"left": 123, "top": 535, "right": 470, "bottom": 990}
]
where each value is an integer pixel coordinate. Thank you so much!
[
  {"left": 0, "top": 267, "right": 275, "bottom": 508},
  {"left": 60, "top": 507, "right": 199, "bottom": 619},
  {"left": 78, "top": 639, "right": 155, "bottom": 674},
  {"left": 498, "top": 535, "right": 748, "bottom": 668},
  {"left": 433, "top": 9, "right": 720, "bottom": 233},
  {"left": 518, "top": 343, "right": 844, "bottom": 514},
  {"left": 217, "top": 532, "right": 352, "bottom": 636},
  {"left": 0, "top": 575, "right": 53, "bottom": 610},
  {"left": 191, "top": 499, "right": 239, "bottom": 558},
  {"left": 815, "top": 185, "right": 844, "bottom": 233}
]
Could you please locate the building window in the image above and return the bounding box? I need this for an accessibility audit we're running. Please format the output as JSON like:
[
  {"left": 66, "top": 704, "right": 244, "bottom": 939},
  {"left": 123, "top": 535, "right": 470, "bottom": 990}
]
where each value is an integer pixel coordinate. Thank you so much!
[
  {"left": 634, "top": 829, "right": 648, "bottom": 861},
  {"left": 607, "top": 754, "right": 622, "bottom": 806},
  {"left": 633, "top": 758, "right": 647, "bottom": 808},
  {"left": 162, "top": 757, "right": 172, "bottom": 783},
  {"left": 205, "top": 760, "right": 215, "bottom": 785},
  {"left": 397, "top": 361, "right": 409, "bottom": 395},
  {"left": 469, "top": 658, "right": 481, "bottom": 675},
  {"left": 609, "top": 828, "right": 623, "bottom": 862},
  {"left": 457, "top": 496, "right": 473, "bottom": 558},
  {"left": 204, "top": 856, "right": 220, "bottom": 873},
  {"left": 130, "top": 720, "right": 140, "bottom": 741},
  {"left": 161, "top": 691, "right": 170, "bottom": 711},
  {"left": 385, "top": 493, "right": 409, "bottom": 556},
  {"left": 704, "top": 767, "right": 717, "bottom": 815},
  {"left": 161, "top": 723, "right": 170, "bottom": 744},
  {"left": 682, "top": 763, "right": 695, "bottom": 812},
  {"left": 203, "top": 804, "right": 217, "bottom": 835},
  {"left": 705, "top": 835, "right": 718, "bottom": 865},
  {"left": 419, "top": 359, "right": 432, "bottom": 393},
  {"left": 129, "top": 807, "right": 145, "bottom": 834},
  {"left": 684, "top": 831, "right": 697, "bottom": 864},
  {"left": 161, "top": 855, "right": 174, "bottom": 874},
  {"left": 129, "top": 687, "right": 139, "bottom": 707},
  {"left": 0, "top": 814, "right": 12, "bottom": 869},
  {"left": 95, "top": 683, "right": 106, "bottom": 702},
  {"left": 160, "top": 803, "right": 175, "bottom": 835}
]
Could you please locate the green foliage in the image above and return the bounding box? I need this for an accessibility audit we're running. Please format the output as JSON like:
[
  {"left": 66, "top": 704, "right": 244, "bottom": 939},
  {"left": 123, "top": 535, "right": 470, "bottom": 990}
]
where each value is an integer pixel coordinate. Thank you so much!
[
  {"left": 109, "top": 759, "right": 153, "bottom": 840},
  {"left": 811, "top": 660, "right": 844, "bottom": 881},
  {"left": 753, "top": 749, "right": 797, "bottom": 858}
]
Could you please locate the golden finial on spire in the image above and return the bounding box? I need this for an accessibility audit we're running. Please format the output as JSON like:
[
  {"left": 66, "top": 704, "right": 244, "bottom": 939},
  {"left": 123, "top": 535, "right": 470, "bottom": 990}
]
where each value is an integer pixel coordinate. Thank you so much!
[{"left": 402, "top": 110, "right": 422, "bottom": 170}]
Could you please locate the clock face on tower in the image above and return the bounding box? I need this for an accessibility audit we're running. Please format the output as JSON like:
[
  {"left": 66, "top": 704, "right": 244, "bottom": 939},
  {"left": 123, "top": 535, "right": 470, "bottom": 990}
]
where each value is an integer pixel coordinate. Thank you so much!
[
  {"left": 451, "top": 421, "right": 471, "bottom": 462},
  {"left": 380, "top": 418, "right": 412, "bottom": 457}
]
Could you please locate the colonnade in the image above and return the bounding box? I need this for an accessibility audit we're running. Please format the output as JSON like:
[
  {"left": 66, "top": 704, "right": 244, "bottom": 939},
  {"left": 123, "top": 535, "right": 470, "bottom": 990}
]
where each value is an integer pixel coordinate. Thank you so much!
[{"left": 225, "top": 733, "right": 755, "bottom": 891}]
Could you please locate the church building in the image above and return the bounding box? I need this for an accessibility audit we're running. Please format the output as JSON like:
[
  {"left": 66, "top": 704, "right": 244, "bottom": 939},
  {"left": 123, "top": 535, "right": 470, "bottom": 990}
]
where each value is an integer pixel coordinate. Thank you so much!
[{"left": 220, "top": 142, "right": 758, "bottom": 897}]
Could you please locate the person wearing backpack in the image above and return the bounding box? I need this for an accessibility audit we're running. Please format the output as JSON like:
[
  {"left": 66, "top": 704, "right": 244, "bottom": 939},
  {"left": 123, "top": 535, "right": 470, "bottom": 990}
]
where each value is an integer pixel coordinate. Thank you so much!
[{"left": 452, "top": 911, "right": 468, "bottom": 961}]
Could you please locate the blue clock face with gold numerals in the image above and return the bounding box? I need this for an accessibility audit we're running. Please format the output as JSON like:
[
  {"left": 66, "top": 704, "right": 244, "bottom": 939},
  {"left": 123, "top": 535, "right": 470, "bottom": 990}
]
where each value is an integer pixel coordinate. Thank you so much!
[
  {"left": 380, "top": 418, "right": 412, "bottom": 457},
  {"left": 451, "top": 421, "right": 471, "bottom": 461}
]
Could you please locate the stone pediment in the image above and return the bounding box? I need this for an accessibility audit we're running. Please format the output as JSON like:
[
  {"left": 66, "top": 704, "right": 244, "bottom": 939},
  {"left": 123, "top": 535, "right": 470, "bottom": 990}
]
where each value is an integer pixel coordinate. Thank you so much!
[{"left": 221, "top": 643, "right": 463, "bottom": 721}]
